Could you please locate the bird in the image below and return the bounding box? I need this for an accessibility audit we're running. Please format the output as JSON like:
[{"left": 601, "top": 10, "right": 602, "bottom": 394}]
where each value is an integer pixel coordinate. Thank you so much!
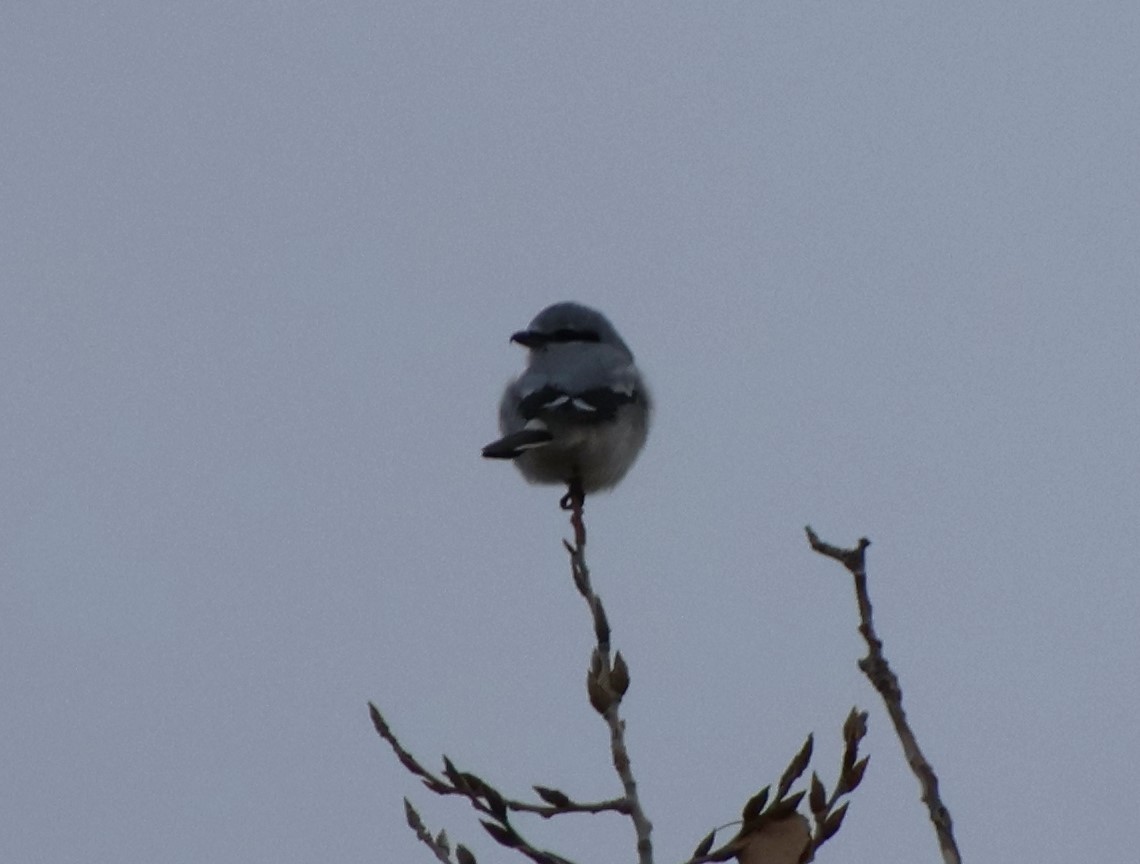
[{"left": 482, "top": 302, "right": 651, "bottom": 498}]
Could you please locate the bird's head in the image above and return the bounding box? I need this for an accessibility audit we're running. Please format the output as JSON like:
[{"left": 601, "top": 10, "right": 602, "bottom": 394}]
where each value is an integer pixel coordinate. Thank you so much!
[{"left": 510, "top": 302, "right": 633, "bottom": 358}]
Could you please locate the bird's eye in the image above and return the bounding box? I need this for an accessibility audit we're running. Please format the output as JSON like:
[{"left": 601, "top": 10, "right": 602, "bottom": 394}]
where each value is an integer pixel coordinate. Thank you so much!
[{"left": 547, "top": 328, "right": 600, "bottom": 343}]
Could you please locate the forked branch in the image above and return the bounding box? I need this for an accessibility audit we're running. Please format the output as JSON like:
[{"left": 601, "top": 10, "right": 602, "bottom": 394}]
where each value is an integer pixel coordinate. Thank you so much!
[{"left": 805, "top": 527, "right": 962, "bottom": 864}]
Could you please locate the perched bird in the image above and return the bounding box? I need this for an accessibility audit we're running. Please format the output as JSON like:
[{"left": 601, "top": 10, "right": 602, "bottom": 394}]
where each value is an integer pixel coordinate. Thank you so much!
[{"left": 482, "top": 302, "right": 651, "bottom": 495}]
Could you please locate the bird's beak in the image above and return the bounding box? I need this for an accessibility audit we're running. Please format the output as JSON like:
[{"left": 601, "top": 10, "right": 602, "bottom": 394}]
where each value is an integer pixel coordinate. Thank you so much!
[{"left": 510, "top": 330, "right": 543, "bottom": 348}]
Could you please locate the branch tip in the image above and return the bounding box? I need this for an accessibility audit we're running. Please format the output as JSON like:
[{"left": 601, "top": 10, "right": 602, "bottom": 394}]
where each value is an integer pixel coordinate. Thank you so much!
[{"left": 807, "top": 525, "right": 961, "bottom": 864}]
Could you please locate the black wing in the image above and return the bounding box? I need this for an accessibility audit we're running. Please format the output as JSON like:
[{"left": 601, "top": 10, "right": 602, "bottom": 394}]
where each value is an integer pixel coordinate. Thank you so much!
[{"left": 517, "top": 385, "right": 638, "bottom": 425}]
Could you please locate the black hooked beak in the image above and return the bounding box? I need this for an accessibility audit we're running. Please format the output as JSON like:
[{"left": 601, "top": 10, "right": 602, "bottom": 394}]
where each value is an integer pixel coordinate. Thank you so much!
[{"left": 510, "top": 330, "right": 545, "bottom": 348}]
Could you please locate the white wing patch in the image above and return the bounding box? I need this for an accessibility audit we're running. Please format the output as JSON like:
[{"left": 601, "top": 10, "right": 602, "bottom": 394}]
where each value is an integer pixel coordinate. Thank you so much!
[
  {"left": 514, "top": 438, "right": 552, "bottom": 451},
  {"left": 610, "top": 368, "right": 637, "bottom": 396},
  {"left": 571, "top": 397, "right": 598, "bottom": 412}
]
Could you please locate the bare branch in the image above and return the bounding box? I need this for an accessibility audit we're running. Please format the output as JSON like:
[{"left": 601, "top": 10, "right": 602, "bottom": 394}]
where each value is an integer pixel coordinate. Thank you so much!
[
  {"left": 518, "top": 792, "right": 632, "bottom": 819},
  {"left": 805, "top": 526, "right": 962, "bottom": 864},
  {"left": 564, "top": 484, "right": 654, "bottom": 864}
]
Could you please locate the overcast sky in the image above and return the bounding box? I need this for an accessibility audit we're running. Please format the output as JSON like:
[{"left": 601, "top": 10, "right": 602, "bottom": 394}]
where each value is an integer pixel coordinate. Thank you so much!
[{"left": 3, "top": 4, "right": 1139, "bottom": 863}]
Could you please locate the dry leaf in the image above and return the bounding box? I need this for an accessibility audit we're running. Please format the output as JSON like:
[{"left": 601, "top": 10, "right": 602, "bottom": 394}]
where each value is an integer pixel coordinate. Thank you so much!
[{"left": 736, "top": 814, "right": 812, "bottom": 864}]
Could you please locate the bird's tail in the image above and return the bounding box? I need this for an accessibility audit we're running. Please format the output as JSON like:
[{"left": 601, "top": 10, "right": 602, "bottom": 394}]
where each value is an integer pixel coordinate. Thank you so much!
[{"left": 481, "top": 429, "right": 554, "bottom": 459}]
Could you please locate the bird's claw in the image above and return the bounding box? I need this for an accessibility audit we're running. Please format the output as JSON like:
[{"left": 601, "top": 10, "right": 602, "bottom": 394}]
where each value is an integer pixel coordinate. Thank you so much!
[{"left": 560, "top": 478, "right": 585, "bottom": 511}]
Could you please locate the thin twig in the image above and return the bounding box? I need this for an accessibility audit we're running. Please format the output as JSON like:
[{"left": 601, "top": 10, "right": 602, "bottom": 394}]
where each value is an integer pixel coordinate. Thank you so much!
[
  {"left": 805, "top": 526, "right": 962, "bottom": 864},
  {"left": 402, "top": 799, "right": 455, "bottom": 864},
  {"left": 565, "top": 485, "right": 653, "bottom": 864},
  {"left": 370, "top": 703, "right": 629, "bottom": 818},
  {"left": 514, "top": 795, "right": 632, "bottom": 819}
]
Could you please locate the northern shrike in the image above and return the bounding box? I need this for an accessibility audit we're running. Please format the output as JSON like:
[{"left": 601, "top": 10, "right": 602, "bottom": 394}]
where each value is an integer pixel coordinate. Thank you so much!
[{"left": 482, "top": 302, "right": 651, "bottom": 494}]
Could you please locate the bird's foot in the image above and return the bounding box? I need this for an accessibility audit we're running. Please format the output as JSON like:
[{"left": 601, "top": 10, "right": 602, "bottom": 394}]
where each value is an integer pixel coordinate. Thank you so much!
[{"left": 560, "top": 477, "right": 585, "bottom": 512}]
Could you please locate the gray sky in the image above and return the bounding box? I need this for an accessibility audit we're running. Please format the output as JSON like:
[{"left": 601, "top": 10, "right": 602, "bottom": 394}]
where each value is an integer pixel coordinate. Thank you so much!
[{"left": 3, "top": 4, "right": 1138, "bottom": 863}]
